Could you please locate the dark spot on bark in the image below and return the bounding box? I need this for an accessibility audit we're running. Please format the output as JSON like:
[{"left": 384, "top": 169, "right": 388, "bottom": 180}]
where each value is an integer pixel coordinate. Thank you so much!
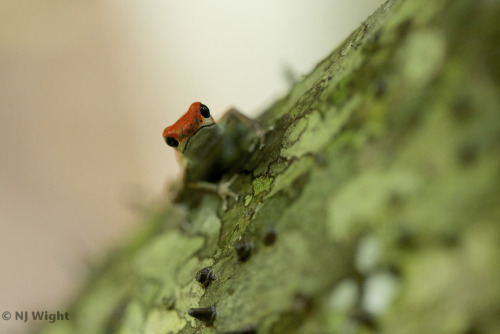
[
  {"left": 314, "top": 152, "right": 328, "bottom": 167},
  {"left": 161, "top": 295, "right": 176, "bottom": 310},
  {"left": 363, "top": 29, "right": 383, "bottom": 53},
  {"left": 388, "top": 191, "right": 404, "bottom": 207},
  {"left": 188, "top": 306, "right": 216, "bottom": 326},
  {"left": 289, "top": 172, "right": 310, "bottom": 199},
  {"left": 350, "top": 310, "right": 378, "bottom": 331},
  {"left": 374, "top": 78, "right": 387, "bottom": 98},
  {"left": 441, "top": 232, "right": 460, "bottom": 248},
  {"left": 396, "top": 19, "right": 413, "bottom": 39},
  {"left": 262, "top": 226, "right": 277, "bottom": 246},
  {"left": 385, "top": 264, "right": 402, "bottom": 277},
  {"left": 462, "top": 323, "right": 482, "bottom": 334},
  {"left": 221, "top": 325, "right": 257, "bottom": 334},
  {"left": 452, "top": 96, "right": 474, "bottom": 121},
  {"left": 235, "top": 240, "right": 254, "bottom": 262},
  {"left": 397, "top": 226, "right": 416, "bottom": 249},
  {"left": 457, "top": 142, "right": 478, "bottom": 166},
  {"left": 195, "top": 267, "right": 216, "bottom": 288},
  {"left": 293, "top": 293, "right": 313, "bottom": 312},
  {"left": 372, "top": 29, "right": 382, "bottom": 43}
]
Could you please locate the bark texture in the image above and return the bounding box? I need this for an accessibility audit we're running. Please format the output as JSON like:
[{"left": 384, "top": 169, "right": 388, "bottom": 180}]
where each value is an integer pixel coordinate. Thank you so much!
[{"left": 37, "top": 0, "right": 500, "bottom": 333}]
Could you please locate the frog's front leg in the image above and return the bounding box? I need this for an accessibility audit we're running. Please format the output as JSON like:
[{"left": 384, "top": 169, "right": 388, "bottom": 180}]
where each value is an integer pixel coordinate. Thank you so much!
[{"left": 187, "top": 175, "right": 239, "bottom": 210}]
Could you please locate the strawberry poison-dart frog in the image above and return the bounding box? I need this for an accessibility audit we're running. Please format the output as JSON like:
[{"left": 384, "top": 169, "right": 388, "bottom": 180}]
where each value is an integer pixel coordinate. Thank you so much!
[{"left": 163, "top": 102, "right": 266, "bottom": 207}]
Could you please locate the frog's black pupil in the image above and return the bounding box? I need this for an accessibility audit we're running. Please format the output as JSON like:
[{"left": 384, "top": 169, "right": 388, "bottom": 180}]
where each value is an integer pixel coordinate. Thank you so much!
[
  {"left": 200, "top": 104, "right": 210, "bottom": 118},
  {"left": 165, "top": 137, "right": 179, "bottom": 147}
]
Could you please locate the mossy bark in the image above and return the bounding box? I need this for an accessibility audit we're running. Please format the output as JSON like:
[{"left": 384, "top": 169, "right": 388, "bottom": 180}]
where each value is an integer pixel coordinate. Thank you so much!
[{"left": 37, "top": 0, "right": 500, "bottom": 333}]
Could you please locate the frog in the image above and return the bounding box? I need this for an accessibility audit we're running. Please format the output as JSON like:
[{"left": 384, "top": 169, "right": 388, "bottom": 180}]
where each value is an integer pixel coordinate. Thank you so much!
[{"left": 162, "top": 102, "right": 267, "bottom": 209}]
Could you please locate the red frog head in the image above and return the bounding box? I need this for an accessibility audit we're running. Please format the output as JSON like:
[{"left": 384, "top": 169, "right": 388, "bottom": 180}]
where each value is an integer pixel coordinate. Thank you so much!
[{"left": 163, "top": 102, "right": 215, "bottom": 152}]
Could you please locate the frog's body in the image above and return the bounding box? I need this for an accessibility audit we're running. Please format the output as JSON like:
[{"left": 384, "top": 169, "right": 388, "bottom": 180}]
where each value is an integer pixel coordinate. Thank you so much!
[{"left": 163, "top": 102, "right": 262, "bottom": 187}]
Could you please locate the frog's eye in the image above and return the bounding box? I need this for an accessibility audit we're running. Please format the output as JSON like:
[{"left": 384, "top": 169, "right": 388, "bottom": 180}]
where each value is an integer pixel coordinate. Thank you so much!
[
  {"left": 200, "top": 104, "right": 211, "bottom": 118},
  {"left": 165, "top": 137, "right": 179, "bottom": 147}
]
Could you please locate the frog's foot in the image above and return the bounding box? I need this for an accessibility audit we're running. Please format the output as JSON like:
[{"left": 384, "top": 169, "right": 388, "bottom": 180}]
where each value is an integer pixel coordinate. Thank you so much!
[{"left": 187, "top": 175, "right": 239, "bottom": 210}]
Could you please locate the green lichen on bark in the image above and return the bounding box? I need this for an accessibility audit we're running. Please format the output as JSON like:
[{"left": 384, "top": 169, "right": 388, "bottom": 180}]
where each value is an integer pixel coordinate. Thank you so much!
[{"left": 37, "top": 0, "right": 500, "bottom": 333}]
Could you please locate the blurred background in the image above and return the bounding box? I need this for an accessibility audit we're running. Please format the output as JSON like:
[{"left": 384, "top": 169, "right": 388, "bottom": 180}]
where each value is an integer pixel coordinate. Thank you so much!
[{"left": 0, "top": 1, "right": 384, "bottom": 332}]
